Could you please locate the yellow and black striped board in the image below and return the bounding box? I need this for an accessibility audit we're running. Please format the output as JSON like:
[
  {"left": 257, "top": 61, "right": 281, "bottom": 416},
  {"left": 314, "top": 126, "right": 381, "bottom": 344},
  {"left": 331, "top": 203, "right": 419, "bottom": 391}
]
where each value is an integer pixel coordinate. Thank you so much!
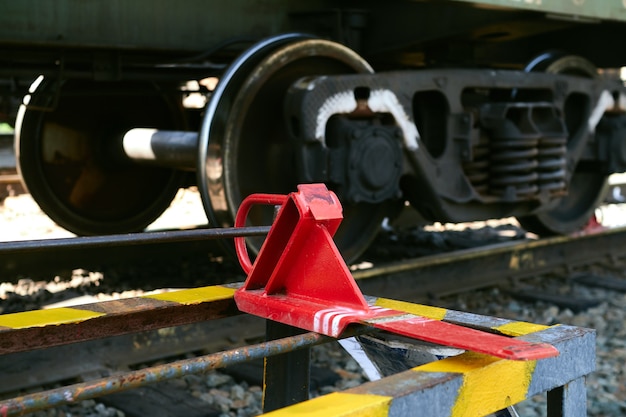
[
  {"left": 261, "top": 296, "right": 595, "bottom": 417},
  {"left": 0, "top": 284, "right": 239, "bottom": 354},
  {"left": 0, "top": 284, "right": 559, "bottom": 355}
]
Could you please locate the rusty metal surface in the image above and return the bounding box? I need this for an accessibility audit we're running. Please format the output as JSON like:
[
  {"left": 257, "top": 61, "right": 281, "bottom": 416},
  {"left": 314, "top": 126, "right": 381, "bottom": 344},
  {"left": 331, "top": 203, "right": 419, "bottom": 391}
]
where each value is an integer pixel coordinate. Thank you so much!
[
  {"left": 0, "top": 315, "right": 265, "bottom": 395},
  {"left": 0, "top": 331, "right": 332, "bottom": 417},
  {"left": 338, "top": 325, "right": 595, "bottom": 417},
  {"left": 0, "top": 306, "right": 594, "bottom": 417},
  {"left": 0, "top": 279, "right": 595, "bottom": 416},
  {"left": 0, "top": 287, "right": 240, "bottom": 354},
  {"left": 354, "top": 226, "right": 626, "bottom": 301}
]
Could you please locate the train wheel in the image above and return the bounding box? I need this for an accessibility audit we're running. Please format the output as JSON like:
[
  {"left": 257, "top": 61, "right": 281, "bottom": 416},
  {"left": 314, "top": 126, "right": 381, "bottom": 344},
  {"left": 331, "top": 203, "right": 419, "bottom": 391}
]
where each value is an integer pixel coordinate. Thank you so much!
[
  {"left": 199, "top": 35, "right": 390, "bottom": 262},
  {"left": 517, "top": 54, "right": 608, "bottom": 235},
  {"left": 517, "top": 172, "right": 607, "bottom": 235},
  {"left": 16, "top": 78, "right": 187, "bottom": 235}
]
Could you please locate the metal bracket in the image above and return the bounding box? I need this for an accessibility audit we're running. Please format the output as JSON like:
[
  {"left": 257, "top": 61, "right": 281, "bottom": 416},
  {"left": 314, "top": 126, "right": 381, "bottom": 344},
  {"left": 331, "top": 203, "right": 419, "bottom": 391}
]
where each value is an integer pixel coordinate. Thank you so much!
[{"left": 234, "top": 183, "right": 558, "bottom": 360}]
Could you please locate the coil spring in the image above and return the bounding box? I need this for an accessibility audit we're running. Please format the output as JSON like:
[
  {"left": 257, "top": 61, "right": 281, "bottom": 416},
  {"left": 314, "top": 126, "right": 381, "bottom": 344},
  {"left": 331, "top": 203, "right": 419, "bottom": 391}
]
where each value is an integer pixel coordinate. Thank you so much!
[
  {"left": 466, "top": 103, "right": 568, "bottom": 201},
  {"left": 462, "top": 137, "right": 490, "bottom": 194},
  {"left": 537, "top": 135, "right": 567, "bottom": 196},
  {"left": 489, "top": 133, "right": 540, "bottom": 200}
]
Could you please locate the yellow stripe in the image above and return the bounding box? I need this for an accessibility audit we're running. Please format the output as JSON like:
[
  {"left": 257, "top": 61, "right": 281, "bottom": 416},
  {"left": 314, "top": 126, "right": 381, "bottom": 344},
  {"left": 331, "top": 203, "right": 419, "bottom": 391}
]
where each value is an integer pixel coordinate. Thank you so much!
[
  {"left": 142, "top": 285, "right": 236, "bottom": 305},
  {"left": 417, "top": 352, "right": 536, "bottom": 417},
  {"left": 375, "top": 298, "right": 447, "bottom": 320},
  {"left": 262, "top": 392, "right": 390, "bottom": 417},
  {"left": 376, "top": 298, "right": 551, "bottom": 337},
  {"left": 0, "top": 308, "right": 105, "bottom": 329},
  {"left": 494, "top": 321, "right": 550, "bottom": 337}
]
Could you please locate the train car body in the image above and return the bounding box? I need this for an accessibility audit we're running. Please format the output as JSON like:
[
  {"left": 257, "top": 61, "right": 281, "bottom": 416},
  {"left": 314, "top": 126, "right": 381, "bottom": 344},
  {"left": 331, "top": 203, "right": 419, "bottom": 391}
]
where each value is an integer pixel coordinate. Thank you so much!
[{"left": 2, "top": 0, "right": 626, "bottom": 261}]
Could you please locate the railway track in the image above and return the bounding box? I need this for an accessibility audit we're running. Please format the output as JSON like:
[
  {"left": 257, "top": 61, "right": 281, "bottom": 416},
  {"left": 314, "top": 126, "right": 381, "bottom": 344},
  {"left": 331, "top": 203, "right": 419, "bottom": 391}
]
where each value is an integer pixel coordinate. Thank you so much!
[
  {"left": 0, "top": 266, "right": 612, "bottom": 416},
  {"left": 0, "top": 215, "right": 625, "bottom": 415},
  {"left": 357, "top": 224, "right": 626, "bottom": 300},
  {"left": 2, "top": 211, "right": 625, "bottom": 296},
  {"left": 1, "top": 186, "right": 625, "bottom": 415}
]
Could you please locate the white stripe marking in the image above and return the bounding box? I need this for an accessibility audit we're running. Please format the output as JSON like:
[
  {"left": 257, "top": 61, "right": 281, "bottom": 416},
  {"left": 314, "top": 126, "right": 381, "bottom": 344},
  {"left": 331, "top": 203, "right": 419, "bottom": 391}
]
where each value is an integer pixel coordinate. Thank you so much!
[{"left": 313, "top": 306, "right": 395, "bottom": 336}]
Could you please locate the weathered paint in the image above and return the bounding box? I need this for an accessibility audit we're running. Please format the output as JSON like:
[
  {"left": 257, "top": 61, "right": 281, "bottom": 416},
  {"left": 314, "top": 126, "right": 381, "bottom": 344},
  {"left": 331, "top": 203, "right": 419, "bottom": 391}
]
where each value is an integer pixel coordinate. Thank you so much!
[
  {"left": 142, "top": 285, "right": 236, "bottom": 305},
  {"left": 234, "top": 185, "right": 557, "bottom": 361},
  {"left": 0, "top": 307, "right": 104, "bottom": 329},
  {"left": 525, "top": 326, "right": 596, "bottom": 396},
  {"left": 0, "top": 285, "right": 239, "bottom": 354},
  {"left": 374, "top": 298, "right": 447, "bottom": 320},
  {"left": 417, "top": 352, "right": 536, "bottom": 417},
  {"left": 365, "top": 313, "right": 556, "bottom": 361},
  {"left": 0, "top": 291, "right": 594, "bottom": 417},
  {"left": 262, "top": 325, "right": 593, "bottom": 417},
  {"left": 0, "top": 285, "right": 235, "bottom": 331},
  {"left": 262, "top": 392, "right": 391, "bottom": 417},
  {"left": 375, "top": 296, "right": 555, "bottom": 350},
  {"left": 494, "top": 321, "right": 551, "bottom": 337}
]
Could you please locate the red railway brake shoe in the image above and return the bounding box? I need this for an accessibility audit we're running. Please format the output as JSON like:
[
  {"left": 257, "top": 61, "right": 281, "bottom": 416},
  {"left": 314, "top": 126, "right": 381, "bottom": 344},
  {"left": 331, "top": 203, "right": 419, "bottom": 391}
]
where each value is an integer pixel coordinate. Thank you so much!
[{"left": 234, "top": 183, "right": 558, "bottom": 361}]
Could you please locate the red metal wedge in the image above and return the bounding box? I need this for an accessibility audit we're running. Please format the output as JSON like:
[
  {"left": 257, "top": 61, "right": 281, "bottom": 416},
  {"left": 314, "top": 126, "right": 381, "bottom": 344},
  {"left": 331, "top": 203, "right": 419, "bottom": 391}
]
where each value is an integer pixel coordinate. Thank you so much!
[{"left": 234, "top": 184, "right": 558, "bottom": 361}]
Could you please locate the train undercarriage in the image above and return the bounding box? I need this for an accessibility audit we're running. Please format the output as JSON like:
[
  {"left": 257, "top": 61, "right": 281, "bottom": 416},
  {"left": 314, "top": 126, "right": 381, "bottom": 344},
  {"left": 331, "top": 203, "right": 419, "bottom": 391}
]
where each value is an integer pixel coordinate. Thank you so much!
[{"left": 3, "top": 0, "right": 626, "bottom": 261}]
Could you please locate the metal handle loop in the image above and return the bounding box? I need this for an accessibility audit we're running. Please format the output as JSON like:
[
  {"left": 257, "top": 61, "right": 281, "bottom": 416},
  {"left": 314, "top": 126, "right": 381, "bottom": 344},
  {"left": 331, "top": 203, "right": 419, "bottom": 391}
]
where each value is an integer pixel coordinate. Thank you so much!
[{"left": 234, "top": 194, "right": 288, "bottom": 274}]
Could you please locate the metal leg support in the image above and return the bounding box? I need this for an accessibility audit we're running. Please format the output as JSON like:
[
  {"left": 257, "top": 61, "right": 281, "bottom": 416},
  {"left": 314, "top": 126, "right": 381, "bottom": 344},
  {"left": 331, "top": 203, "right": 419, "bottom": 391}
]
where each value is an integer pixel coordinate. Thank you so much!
[
  {"left": 547, "top": 377, "right": 587, "bottom": 417},
  {"left": 262, "top": 321, "right": 311, "bottom": 413}
]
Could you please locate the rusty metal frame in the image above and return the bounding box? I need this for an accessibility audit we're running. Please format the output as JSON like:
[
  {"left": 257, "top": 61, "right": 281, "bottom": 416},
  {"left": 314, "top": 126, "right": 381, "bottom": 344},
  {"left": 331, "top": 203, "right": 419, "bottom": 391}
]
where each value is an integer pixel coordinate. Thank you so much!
[
  {"left": 267, "top": 324, "right": 594, "bottom": 417},
  {"left": 0, "top": 285, "right": 240, "bottom": 354},
  {"left": 0, "top": 328, "right": 332, "bottom": 416},
  {"left": 0, "top": 284, "right": 595, "bottom": 417}
]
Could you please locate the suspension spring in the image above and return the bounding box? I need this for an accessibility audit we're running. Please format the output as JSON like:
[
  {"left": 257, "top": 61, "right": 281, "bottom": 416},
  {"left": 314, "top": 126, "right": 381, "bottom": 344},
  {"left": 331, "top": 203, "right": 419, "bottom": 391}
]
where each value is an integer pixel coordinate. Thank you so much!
[
  {"left": 462, "top": 136, "right": 490, "bottom": 195},
  {"left": 467, "top": 102, "right": 568, "bottom": 202},
  {"left": 537, "top": 135, "right": 568, "bottom": 197}
]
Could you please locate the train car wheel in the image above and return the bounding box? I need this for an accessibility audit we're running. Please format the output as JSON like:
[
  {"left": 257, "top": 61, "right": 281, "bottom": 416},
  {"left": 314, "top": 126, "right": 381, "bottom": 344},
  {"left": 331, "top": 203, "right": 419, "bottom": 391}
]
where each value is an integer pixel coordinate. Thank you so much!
[
  {"left": 517, "top": 172, "right": 607, "bottom": 235},
  {"left": 199, "top": 35, "right": 391, "bottom": 262},
  {"left": 517, "top": 55, "right": 608, "bottom": 235},
  {"left": 16, "top": 78, "right": 187, "bottom": 235}
]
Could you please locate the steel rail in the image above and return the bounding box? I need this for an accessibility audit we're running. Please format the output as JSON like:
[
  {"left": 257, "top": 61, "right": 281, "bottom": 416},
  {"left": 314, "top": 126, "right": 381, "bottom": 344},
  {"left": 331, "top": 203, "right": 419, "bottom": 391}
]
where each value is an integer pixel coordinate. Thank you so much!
[
  {"left": 354, "top": 226, "right": 626, "bottom": 301},
  {"left": 3, "top": 216, "right": 626, "bottom": 297}
]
